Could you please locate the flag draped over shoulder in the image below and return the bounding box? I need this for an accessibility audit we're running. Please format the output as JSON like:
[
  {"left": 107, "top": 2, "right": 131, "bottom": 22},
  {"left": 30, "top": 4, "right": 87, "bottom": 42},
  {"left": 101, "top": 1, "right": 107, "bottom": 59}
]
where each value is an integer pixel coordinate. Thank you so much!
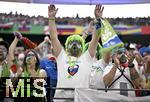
[{"left": 100, "top": 18, "right": 124, "bottom": 52}]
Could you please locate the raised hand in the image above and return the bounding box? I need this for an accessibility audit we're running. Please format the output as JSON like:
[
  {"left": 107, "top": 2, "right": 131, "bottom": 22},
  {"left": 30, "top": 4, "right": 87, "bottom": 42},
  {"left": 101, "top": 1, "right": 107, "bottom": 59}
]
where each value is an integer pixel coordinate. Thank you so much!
[
  {"left": 44, "top": 36, "right": 51, "bottom": 43},
  {"left": 48, "top": 5, "right": 58, "bottom": 18},
  {"left": 88, "top": 21, "right": 94, "bottom": 33},
  {"left": 113, "top": 54, "right": 120, "bottom": 67},
  {"left": 13, "top": 31, "right": 22, "bottom": 39},
  {"left": 82, "top": 21, "right": 94, "bottom": 39},
  {"left": 127, "top": 51, "right": 135, "bottom": 64},
  {"left": 94, "top": 4, "right": 104, "bottom": 19}
]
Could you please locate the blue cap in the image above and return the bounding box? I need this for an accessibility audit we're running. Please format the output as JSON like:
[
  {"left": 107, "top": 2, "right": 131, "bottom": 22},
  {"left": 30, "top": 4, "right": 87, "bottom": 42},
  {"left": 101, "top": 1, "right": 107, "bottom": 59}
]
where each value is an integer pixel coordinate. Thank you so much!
[{"left": 139, "top": 47, "right": 150, "bottom": 57}]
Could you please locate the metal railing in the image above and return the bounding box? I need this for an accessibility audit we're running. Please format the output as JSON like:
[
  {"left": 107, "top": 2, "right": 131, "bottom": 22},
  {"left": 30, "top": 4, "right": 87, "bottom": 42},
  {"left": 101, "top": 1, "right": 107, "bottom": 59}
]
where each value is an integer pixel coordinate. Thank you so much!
[{"left": 52, "top": 87, "right": 150, "bottom": 101}]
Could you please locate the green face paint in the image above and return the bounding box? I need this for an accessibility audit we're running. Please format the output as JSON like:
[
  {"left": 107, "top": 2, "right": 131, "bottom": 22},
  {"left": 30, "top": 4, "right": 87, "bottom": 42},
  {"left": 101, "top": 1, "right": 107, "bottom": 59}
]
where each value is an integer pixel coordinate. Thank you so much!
[
  {"left": 67, "top": 41, "right": 82, "bottom": 57},
  {"left": 65, "top": 35, "right": 85, "bottom": 57}
]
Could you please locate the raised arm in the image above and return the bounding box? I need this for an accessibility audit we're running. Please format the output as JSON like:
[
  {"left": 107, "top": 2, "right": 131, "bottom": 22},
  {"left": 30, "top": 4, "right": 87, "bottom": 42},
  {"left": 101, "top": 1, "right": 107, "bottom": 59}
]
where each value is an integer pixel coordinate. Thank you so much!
[
  {"left": 127, "top": 52, "right": 142, "bottom": 88},
  {"left": 8, "top": 32, "right": 21, "bottom": 68},
  {"left": 34, "top": 36, "right": 48, "bottom": 55},
  {"left": 82, "top": 21, "right": 94, "bottom": 40},
  {"left": 48, "top": 5, "right": 62, "bottom": 57},
  {"left": 88, "top": 4, "right": 104, "bottom": 58}
]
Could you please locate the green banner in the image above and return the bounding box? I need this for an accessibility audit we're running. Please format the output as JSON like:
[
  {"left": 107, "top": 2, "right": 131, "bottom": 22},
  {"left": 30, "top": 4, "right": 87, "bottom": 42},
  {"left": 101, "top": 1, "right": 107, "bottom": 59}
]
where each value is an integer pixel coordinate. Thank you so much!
[{"left": 0, "top": 24, "right": 44, "bottom": 35}]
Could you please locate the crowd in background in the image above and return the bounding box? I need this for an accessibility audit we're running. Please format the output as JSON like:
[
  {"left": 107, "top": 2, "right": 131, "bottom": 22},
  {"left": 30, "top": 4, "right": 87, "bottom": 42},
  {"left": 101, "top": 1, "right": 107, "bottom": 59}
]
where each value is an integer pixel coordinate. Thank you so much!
[
  {"left": 0, "top": 29, "right": 149, "bottom": 102},
  {"left": 0, "top": 4, "right": 150, "bottom": 102},
  {"left": 0, "top": 31, "right": 149, "bottom": 101},
  {"left": 0, "top": 12, "right": 150, "bottom": 26}
]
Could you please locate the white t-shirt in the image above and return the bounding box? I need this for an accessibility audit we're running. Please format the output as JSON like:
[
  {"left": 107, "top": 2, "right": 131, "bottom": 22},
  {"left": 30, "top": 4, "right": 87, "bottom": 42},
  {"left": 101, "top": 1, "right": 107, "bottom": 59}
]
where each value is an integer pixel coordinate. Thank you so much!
[
  {"left": 54, "top": 49, "right": 94, "bottom": 100},
  {"left": 56, "top": 49, "right": 94, "bottom": 88},
  {"left": 103, "top": 64, "right": 135, "bottom": 97},
  {"left": 90, "top": 59, "right": 109, "bottom": 88}
]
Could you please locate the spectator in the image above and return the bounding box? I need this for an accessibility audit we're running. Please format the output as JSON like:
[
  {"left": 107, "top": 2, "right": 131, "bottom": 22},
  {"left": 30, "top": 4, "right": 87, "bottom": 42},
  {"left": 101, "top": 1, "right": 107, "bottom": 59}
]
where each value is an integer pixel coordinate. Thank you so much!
[
  {"left": 103, "top": 47, "right": 141, "bottom": 97},
  {"left": 0, "top": 38, "right": 10, "bottom": 77},
  {"left": 1, "top": 11, "right": 150, "bottom": 26},
  {"left": 48, "top": 4, "right": 103, "bottom": 100},
  {"left": 40, "top": 56, "right": 57, "bottom": 100},
  {"left": 7, "top": 32, "right": 47, "bottom": 101},
  {"left": 90, "top": 50, "right": 112, "bottom": 89},
  {"left": 139, "top": 47, "right": 150, "bottom": 96}
]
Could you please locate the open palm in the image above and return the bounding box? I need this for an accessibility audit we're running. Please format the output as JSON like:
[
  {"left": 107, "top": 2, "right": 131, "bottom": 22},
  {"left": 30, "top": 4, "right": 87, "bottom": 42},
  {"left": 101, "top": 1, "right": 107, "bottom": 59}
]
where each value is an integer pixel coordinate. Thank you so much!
[
  {"left": 94, "top": 4, "right": 104, "bottom": 19},
  {"left": 48, "top": 5, "right": 58, "bottom": 18}
]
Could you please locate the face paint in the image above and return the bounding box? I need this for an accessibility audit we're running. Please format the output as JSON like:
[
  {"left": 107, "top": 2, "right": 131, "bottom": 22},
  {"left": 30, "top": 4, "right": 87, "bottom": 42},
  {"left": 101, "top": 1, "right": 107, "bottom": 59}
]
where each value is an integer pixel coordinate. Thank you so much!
[
  {"left": 67, "top": 41, "right": 82, "bottom": 57},
  {"left": 65, "top": 35, "right": 85, "bottom": 57},
  {"left": 25, "top": 52, "right": 36, "bottom": 64}
]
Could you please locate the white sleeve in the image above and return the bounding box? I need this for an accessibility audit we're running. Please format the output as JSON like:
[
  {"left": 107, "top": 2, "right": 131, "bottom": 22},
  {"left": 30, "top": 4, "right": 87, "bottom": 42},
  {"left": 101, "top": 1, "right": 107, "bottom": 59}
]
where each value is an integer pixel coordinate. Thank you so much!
[
  {"left": 83, "top": 50, "right": 94, "bottom": 70},
  {"left": 84, "top": 50, "right": 94, "bottom": 62},
  {"left": 102, "top": 64, "right": 113, "bottom": 77},
  {"left": 56, "top": 48, "right": 66, "bottom": 61}
]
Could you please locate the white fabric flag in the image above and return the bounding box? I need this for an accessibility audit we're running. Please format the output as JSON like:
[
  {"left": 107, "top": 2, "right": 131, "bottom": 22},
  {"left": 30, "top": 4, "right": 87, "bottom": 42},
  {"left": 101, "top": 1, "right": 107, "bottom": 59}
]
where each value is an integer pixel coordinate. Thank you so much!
[{"left": 75, "top": 88, "right": 150, "bottom": 102}]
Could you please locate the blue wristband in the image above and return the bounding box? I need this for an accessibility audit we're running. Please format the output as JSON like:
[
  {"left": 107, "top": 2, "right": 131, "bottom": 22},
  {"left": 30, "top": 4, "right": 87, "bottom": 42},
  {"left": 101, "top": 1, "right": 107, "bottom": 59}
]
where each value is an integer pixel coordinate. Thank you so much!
[{"left": 95, "top": 19, "right": 101, "bottom": 30}]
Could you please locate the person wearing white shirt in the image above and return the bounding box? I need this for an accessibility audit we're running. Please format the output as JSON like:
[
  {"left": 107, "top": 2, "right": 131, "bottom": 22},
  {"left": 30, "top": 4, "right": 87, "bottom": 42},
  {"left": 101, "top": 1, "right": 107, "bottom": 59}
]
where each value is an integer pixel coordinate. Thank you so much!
[
  {"left": 103, "top": 47, "right": 141, "bottom": 97},
  {"left": 90, "top": 50, "right": 112, "bottom": 89},
  {"left": 48, "top": 4, "right": 104, "bottom": 101}
]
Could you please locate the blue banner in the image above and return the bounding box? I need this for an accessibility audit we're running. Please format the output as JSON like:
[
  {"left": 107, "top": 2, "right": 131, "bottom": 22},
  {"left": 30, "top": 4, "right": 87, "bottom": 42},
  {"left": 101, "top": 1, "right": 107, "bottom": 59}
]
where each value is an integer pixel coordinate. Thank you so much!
[{"left": 33, "top": 0, "right": 150, "bottom": 5}]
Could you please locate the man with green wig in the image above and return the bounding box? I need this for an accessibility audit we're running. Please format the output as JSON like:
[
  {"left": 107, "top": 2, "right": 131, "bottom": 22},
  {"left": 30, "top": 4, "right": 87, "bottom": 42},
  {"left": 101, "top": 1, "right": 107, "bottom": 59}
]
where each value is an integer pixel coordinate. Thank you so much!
[{"left": 48, "top": 4, "right": 104, "bottom": 100}]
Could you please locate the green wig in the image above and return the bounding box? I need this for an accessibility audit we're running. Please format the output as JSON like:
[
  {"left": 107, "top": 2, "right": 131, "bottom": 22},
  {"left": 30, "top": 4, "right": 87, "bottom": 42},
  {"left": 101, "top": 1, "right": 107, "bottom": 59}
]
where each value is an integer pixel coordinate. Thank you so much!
[
  {"left": 84, "top": 42, "right": 102, "bottom": 60},
  {"left": 65, "top": 35, "right": 85, "bottom": 53}
]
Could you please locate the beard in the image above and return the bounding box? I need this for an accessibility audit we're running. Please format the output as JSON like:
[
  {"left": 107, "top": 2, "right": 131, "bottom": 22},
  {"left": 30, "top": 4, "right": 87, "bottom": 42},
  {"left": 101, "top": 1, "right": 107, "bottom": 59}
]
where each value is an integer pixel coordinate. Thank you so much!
[
  {"left": 67, "top": 41, "right": 83, "bottom": 57},
  {"left": 68, "top": 46, "right": 82, "bottom": 57}
]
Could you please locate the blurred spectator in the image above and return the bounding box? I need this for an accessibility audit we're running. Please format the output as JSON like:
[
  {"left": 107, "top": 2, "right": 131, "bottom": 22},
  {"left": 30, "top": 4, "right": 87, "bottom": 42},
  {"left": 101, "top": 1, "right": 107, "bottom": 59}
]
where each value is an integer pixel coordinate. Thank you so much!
[
  {"left": 1, "top": 12, "right": 150, "bottom": 26},
  {"left": 40, "top": 56, "right": 57, "bottom": 99},
  {"left": 0, "top": 38, "right": 10, "bottom": 77}
]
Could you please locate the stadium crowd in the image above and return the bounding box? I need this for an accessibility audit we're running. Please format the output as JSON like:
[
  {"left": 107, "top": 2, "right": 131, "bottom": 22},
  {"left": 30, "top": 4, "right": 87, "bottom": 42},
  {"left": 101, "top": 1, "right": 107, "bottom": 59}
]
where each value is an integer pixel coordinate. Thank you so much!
[
  {"left": 0, "top": 4, "right": 150, "bottom": 102},
  {"left": 0, "top": 12, "right": 150, "bottom": 26}
]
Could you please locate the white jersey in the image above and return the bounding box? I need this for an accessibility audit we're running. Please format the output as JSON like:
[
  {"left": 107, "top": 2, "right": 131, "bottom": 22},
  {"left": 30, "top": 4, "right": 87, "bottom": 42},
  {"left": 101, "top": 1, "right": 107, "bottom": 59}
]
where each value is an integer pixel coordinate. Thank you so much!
[
  {"left": 103, "top": 64, "right": 136, "bottom": 97},
  {"left": 90, "top": 59, "right": 109, "bottom": 88},
  {"left": 56, "top": 49, "right": 94, "bottom": 88}
]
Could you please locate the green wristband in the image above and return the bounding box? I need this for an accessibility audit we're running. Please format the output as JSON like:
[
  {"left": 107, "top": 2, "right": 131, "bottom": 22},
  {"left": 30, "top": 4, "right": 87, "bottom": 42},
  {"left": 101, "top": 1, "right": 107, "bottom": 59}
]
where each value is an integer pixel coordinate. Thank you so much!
[{"left": 48, "top": 18, "right": 55, "bottom": 20}]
